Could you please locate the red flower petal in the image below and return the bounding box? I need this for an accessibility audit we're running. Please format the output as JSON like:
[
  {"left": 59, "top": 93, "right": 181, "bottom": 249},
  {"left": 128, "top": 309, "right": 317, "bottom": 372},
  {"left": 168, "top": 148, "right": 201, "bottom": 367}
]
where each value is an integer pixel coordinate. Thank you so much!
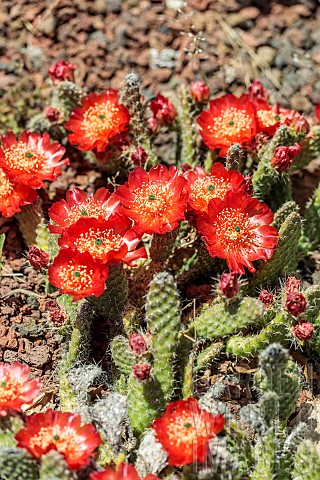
[
  {"left": 0, "top": 131, "right": 69, "bottom": 188},
  {"left": 197, "top": 191, "right": 279, "bottom": 274},
  {"left": 15, "top": 409, "right": 101, "bottom": 470},
  {"left": 0, "top": 168, "right": 38, "bottom": 217},
  {"left": 48, "top": 249, "right": 109, "bottom": 301},
  {"left": 66, "top": 90, "right": 131, "bottom": 152},
  {"left": 197, "top": 94, "right": 257, "bottom": 156},
  {"left": 152, "top": 397, "right": 224, "bottom": 466}
]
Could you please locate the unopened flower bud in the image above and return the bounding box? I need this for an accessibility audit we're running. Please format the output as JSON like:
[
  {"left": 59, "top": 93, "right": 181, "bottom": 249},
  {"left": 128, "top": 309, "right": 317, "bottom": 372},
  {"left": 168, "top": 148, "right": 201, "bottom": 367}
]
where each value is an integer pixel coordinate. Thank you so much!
[
  {"left": 190, "top": 81, "right": 210, "bottom": 102},
  {"left": 244, "top": 175, "right": 253, "bottom": 196},
  {"left": 180, "top": 163, "right": 192, "bottom": 172},
  {"left": 219, "top": 272, "right": 239, "bottom": 298},
  {"left": 285, "top": 276, "right": 301, "bottom": 295},
  {"left": 132, "top": 363, "right": 151, "bottom": 381},
  {"left": 45, "top": 106, "right": 61, "bottom": 123},
  {"left": 248, "top": 80, "right": 269, "bottom": 102},
  {"left": 45, "top": 299, "right": 66, "bottom": 327},
  {"left": 315, "top": 103, "right": 320, "bottom": 123},
  {"left": 271, "top": 143, "right": 302, "bottom": 171},
  {"left": 150, "top": 94, "right": 177, "bottom": 125},
  {"left": 258, "top": 289, "right": 274, "bottom": 309},
  {"left": 129, "top": 333, "right": 148, "bottom": 355},
  {"left": 292, "top": 116, "right": 310, "bottom": 135},
  {"left": 285, "top": 292, "right": 307, "bottom": 317},
  {"left": 130, "top": 146, "right": 148, "bottom": 166},
  {"left": 293, "top": 321, "right": 314, "bottom": 341},
  {"left": 48, "top": 60, "right": 76, "bottom": 84},
  {"left": 147, "top": 116, "right": 158, "bottom": 133},
  {"left": 26, "top": 246, "right": 50, "bottom": 271}
]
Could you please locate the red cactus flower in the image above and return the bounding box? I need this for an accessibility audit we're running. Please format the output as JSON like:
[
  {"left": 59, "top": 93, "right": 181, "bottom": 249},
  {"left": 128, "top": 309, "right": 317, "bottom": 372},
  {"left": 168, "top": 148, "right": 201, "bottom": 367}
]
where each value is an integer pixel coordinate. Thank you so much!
[
  {"left": 49, "top": 60, "right": 76, "bottom": 84},
  {"left": 197, "top": 191, "right": 279, "bottom": 274},
  {"left": 58, "top": 215, "right": 147, "bottom": 266},
  {"left": 90, "top": 463, "right": 161, "bottom": 480},
  {"left": 285, "top": 292, "right": 307, "bottom": 317},
  {"left": 293, "top": 321, "right": 314, "bottom": 341},
  {"left": 0, "top": 362, "right": 42, "bottom": 416},
  {"left": 254, "top": 100, "right": 281, "bottom": 135},
  {"left": 26, "top": 246, "right": 50, "bottom": 271},
  {"left": 247, "top": 80, "right": 269, "bottom": 103},
  {"left": 183, "top": 162, "right": 246, "bottom": 215},
  {"left": 66, "top": 90, "right": 131, "bottom": 152},
  {"left": 115, "top": 164, "right": 187, "bottom": 235},
  {"left": 197, "top": 94, "right": 257, "bottom": 157},
  {"left": 190, "top": 81, "right": 210, "bottom": 102},
  {"left": 258, "top": 290, "right": 274, "bottom": 309},
  {"left": 15, "top": 409, "right": 101, "bottom": 470},
  {"left": 0, "top": 167, "right": 38, "bottom": 217},
  {"left": 315, "top": 104, "right": 320, "bottom": 123},
  {"left": 0, "top": 131, "right": 69, "bottom": 189},
  {"left": 48, "top": 249, "right": 109, "bottom": 301},
  {"left": 150, "top": 94, "right": 177, "bottom": 125},
  {"left": 271, "top": 143, "right": 302, "bottom": 172},
  {"left": 219, "top": 272, "right": 239, "bottom": 298},
  {"left": 48, "top": 187, "right": 120, "bottom": 234},
  {"left": 152, "top": 397, "right": 224, "bottom": 466},
  {"left": 271, "top": 104, "right": 301, "bottom": 126}
]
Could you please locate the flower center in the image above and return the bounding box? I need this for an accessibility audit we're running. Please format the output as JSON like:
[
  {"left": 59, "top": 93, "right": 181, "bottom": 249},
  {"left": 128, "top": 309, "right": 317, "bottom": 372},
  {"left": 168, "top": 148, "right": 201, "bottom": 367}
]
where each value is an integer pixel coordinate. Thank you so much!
[
  {"left": 72, "top": 227, "right": 123, "bottom": 261},
  {"left": 67, "top": 202, "right": 109, "bottom": 227},
  {"left": 166, "top": 412, "right": 210, "bottom": 447},
  {"left": 207, "top": 107, "right": 253, "bottom": 141},
  {"left": 2, "top": 142, "right": 45, "bottom": 173},
  {"left": 82, "top": 101, "right": 121, "bottom": 140},
  {"left": 215, "top": 208, "right": 255, "bottom": 248},
  {"left": 190, "top": 177, "right": 231, "bottom": 206},
  {"left": 0, "top": 169, "right": 13, "bottom": 198},
  {"left": 0, "top": 375, "right": 21, "bottom": 403},
  {"left": 58, "top": 263, "right": 94, "bottom": 292},
  {"left": 132, "top": 182, "right": 173, "bottom": 217},
  {"left": 257, "top": 109, "right": 280, "bottom": 128}
]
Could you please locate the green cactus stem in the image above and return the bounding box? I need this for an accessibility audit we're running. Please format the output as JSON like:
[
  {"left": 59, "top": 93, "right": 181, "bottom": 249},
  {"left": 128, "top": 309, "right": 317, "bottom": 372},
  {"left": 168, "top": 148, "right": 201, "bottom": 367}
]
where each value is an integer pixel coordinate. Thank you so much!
[
  {"left": 53, "top": 80, "right": 85, "bottom": 115},
  {"left": 225, "top": 143, "right": 247, "bottom": 171},
  {"left": 89, "top": 263, "right": 128, "bottom": 336},
  {"left": 111, "top": 335, "right": 136, "bottom": 375},
  {"left": 293, "top": 440, "right": 320, "bottom": 480},
  {"left": 15, "top": 197, "right": 43, "bottom": 246},
  {"left": 249, "top": 211, "right": 302, "bottom": 291},
  {"left": 146, "top": 271, "right": 181, "bottom": 402},
  {"left": 0, "top": 448, "right": 39, "bottom": 480},
  {"left": 226, "top": 312, "right": 289, "bottom": 358},
  {"left": 252, "top": 125, "right": 300, "bottom": 201},
  {"left": 39, "top": 451, "right": 73, "bottom": 480},
  {"left": 175, "top": 84, "right": 197, "bottom": 167},
  {"left": 299, "top": 182, "right": 320, "bottom": 253},
  {"left": 272, "top": 200, "right": 300, "bottom": 231},
  {"left": 294, "top": 125, "right": 320, "bottom": 169},
  {"left": 186, "top": 297, "right": 264, "bottom": 341},
  {"left": 0, "top": 416, "right": 24, "bottom": 449},
  {"left": 149, "top": 230, "right": 178, "bottom": 263},
  {"left": 57, "top": 297, "right": 91, "bottom": 411},
  {"left": 120, "top": 73, "right": 157, "bottom": 167},
  {"left": 195, "top": 341, "right": 224, "bottom": 372}
]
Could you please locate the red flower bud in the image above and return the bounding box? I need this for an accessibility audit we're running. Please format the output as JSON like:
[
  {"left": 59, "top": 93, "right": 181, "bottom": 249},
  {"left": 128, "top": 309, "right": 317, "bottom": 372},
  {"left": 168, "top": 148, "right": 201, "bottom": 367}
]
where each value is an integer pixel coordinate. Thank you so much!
[
  {"left": 26, "top": 246, "right": 50, "bottom": 271},
  {"left": 219, "top": 272, "right": 239, "bottom": 298},
  {"left": 130, "top": 146, "right": 148, "bottom": 166},
  {"left": 45, "top": 299, "right": 66, "bottom": 327},
  {"left": 271, "top": 143, "right": 302, "bottom": 171},
  {"left": 129, "top": 333, "right": 148, "bottom": 355},
  {"left": 244, "top": 175, "right": 253, "bottom": 196},
  {"left": 44, "top": 106, "right": 61, "bottom": 123},
  {"left": 292, "top": 116, "right": 310, "bottom": 135},
  {"left": 150, "top": 94, "right": 177, "bottom": 125},
  {"left": 180, "top": 163, "right": 192, "bottom": 172},
  {"left": 285, "top": 276, "right": 301, "bottom": 295},
  {"left": 147, "top": 116, "right": 158, "bottom": 133},
  {"left": 293, "top": 321, "right": 314, "bottom": 341},
  {"left": 285, "top": 292, "right": 307, "bottom": 317},
  {"left": 248, "top": 80, "right": 269, "bottom": 103},
  {"left": 258, "top": 289, "right": 274, "bottom": 309},
  {"left": 132, "top": 363, "right": 151, "bottom": 381},
  {"left": 190, "top": 81, "right": 210, "bottom": 102},
  {"left": 315, "top": 103, "right": 320, "bottom": 123},
  {"left": 49, "top": 60, "right": 76, "bottom": 84}
]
